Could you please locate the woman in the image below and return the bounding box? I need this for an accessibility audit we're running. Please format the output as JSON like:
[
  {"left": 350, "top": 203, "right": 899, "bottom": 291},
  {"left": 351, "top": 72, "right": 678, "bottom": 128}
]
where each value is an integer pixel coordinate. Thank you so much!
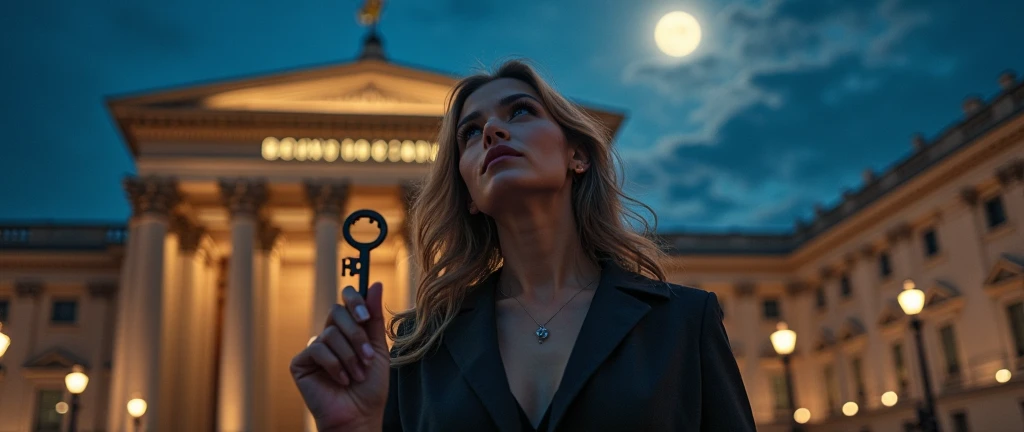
[{"left": 290, "top": 59, "right": 756, "bottom": 432}]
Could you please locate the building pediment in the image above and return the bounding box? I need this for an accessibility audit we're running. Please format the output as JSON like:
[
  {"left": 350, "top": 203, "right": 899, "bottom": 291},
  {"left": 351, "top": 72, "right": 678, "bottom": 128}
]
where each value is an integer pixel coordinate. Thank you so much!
[
  {"left": 110, "top": 60, "right": 458, "bottom": 117},
  {"left": 983, "top": 254, "right": 1024, "bottom": 297},
  {"left": 877, "top": 299, "right": 904, "bottom": 327},
  {"left": 23, "top": 347, "right": 89, "bottom": 370},
  {"left": 838, "top": 317, "right": 866, "bottom": 341},
  {"left": 925, "top": 280, "right": 961, "bottom": 307}
]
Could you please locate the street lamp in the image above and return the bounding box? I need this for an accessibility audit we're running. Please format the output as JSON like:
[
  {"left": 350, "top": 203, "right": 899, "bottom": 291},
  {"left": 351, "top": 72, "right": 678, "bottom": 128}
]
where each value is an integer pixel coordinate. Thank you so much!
[
  {"left": 127, "top": 394, "right": 148, "bottom": 432},
  {"left": 898, "top": 279, "right": 939, "bottom": 432},
  {"left": 65, "top": 364, "right": 89, "bottom": 432},
  {"left": 0, "top": 323, "right": 10, "bottom": 358},
  {"left": 771, "top": 322, "right": 802, "bottom": 432}
]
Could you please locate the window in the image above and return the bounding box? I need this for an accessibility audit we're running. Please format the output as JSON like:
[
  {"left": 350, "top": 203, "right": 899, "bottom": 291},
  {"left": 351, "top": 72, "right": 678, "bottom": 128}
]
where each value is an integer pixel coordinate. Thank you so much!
[
  {"left": 939, "top": 324, "right": 961, "bottom": 377},
  {"left": 1007, "top": 302, "right": 1024, "bottom": 358},
  {"left": 33, "top": 389, "right": 63, "bottom": 432},
  {"left": 50, "top": 300, "right": 77, "bottom": 324},
  {"left": 0, "top": 299, "right": 9, "bottom": 323},
  {"left": 770, "top": 373, "right": 790, "bottom": 410},
  {"left": 951, "top": 411, "right": 970, "bottom": 432},
  {"left": 922, "top": 229, "right": 940, "bottom": 258},
  {"left": 840, "top": 274, "right": 853, "bottom": 298},
  {"left": 763, "top": 299, "right": 780, "bottom": 320},
  {"left": 984, "top": 196, "right": 1007, "bottom": 229},
  {"left": 879, "top": 252, "right": 892, "bottom": 278},
  {"left": 816, "top": 287, "right": 827, "bottom": 311},
  {"left": 824, "top": 365, "right": 840, "bottom": 413},
  {"left": 892, "top": 342, "right": 910, "bottom": 395},
  {"left": 852, "top": 356, "right": 867, "bottom": 404}
]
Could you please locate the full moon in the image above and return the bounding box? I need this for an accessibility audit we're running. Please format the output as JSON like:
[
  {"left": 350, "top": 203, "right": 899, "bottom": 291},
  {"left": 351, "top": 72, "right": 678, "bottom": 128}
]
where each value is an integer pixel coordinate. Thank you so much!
[{"left": 654, "top": 11, "right": 702, "bottom": 57}]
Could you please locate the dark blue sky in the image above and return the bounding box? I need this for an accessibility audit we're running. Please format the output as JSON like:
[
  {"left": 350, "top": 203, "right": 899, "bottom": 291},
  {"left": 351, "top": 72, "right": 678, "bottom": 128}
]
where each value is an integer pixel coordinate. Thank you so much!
[{"left": 2, "top": 0, "right": 1022, "bottom": 232}]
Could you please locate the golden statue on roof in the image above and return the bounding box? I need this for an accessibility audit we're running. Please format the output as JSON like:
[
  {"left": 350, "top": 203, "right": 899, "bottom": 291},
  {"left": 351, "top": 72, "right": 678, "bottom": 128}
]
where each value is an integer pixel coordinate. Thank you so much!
[{"left": 359, "top": 0, "right": 384, "bottom": 27}]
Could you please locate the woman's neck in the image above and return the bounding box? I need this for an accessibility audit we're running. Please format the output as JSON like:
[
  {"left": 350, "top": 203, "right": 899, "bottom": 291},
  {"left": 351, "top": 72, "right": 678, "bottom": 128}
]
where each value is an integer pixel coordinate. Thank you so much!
[{"left": 492, "top": 192, "right": 600, "bottom": 304}]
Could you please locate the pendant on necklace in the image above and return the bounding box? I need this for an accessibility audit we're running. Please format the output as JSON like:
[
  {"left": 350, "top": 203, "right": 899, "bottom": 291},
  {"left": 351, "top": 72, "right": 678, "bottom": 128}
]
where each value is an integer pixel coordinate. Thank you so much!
[{"left": 535, "top": 325, "right": 550, "bottom": 344}]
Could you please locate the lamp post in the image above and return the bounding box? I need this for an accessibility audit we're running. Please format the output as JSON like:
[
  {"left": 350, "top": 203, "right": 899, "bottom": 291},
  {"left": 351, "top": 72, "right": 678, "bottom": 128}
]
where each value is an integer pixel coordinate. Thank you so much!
[
  {"left": 64, "top": 364, "right": 89, "bottom": 432},
  {"left": 127, "top": 394, "right": 148, "bottom": 432},
  {"left": 770, "top": 322, "right": 802, "bottom": 432},
  {"left": 898, "top": 280, "right": 939, "bottom": 432}
]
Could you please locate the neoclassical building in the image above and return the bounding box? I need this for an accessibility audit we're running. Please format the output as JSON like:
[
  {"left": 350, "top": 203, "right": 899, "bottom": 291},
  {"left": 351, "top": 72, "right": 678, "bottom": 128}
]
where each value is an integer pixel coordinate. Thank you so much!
[{"left": 1, "top": 35, "right": 1023, "bottom": 432}]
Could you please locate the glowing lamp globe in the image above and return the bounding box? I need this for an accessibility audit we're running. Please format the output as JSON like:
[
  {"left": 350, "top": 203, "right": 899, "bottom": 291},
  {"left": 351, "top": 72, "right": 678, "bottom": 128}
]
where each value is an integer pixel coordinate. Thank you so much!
[
  {"left": 770, "top": 322, "right": 797, "bottom": 355},
  {"left": 881, "top": 391, "right": 898, "bottom": 407},
  {"left": 793, "top": 408, "right": 811, "bottom": 424},
  {"left": 0, "top": 323, "right": 10, "bottom": 357},
  {"left": 842, "top": 401, "right": 859, "bottom": 416},
  {"left": 996, "top": 369, "right": 1012, "bottom": 383},
  {"left": 55, "top": 401, "right": 69, "bottom": 414},
  {"left": 127, "top": 396, "right": 148, "bottom": 418},
  {"left": 898, "top": 279, "right": 925, "bottom": 316},
  {"left": 65, "top": 365, "right": 89, "bottom": 394}
]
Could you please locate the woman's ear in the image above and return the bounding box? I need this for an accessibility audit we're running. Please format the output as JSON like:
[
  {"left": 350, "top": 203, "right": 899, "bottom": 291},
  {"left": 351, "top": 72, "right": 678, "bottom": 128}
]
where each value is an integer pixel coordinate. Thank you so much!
[
  {"left": 468, "top": 201, "right": 479, "bottom": 214},
  {"left": 569, "top": 147, "right": 590, "bottom": 174}
]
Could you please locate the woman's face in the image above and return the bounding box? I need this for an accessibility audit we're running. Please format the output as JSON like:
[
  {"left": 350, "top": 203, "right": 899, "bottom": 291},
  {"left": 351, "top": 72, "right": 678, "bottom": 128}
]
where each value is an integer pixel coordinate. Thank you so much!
[{"left": 456, "top": 78, "right": 578, "bottom": 215}]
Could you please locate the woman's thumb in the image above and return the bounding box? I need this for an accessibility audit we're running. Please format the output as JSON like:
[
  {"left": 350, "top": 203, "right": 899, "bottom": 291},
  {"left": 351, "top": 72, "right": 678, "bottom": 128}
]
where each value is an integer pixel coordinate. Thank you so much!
[{"left": 365, "top": 282, "right": 388, "bottom": 349}]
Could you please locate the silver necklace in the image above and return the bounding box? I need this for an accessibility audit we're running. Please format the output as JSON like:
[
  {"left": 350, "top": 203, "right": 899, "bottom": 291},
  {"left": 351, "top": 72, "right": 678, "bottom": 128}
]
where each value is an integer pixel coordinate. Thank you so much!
[{"left": 499, "top": 278, "right": 597, "bottom": 344}]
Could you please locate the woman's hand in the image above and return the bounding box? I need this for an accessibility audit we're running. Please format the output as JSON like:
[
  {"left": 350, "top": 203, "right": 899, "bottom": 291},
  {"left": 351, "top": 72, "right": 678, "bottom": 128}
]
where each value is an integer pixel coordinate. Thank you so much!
[{"left": 290, "top": 282, "right": 390, "bottom": 431}]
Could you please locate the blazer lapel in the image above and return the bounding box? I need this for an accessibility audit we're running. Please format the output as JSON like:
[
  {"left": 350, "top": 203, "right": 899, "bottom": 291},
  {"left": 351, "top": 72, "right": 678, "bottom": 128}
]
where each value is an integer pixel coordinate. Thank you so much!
[
  {"left": 443, "top": 271, "right": 523, "bottom": 432},
  {"left": 546, "top": 262, "right": 670, "bottom": 431}
]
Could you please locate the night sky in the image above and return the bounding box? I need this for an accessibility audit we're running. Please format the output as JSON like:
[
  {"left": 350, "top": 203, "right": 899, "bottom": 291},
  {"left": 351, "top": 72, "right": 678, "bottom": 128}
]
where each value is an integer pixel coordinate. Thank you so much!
[{"left": 2, "top": 0, "right": 1022, "bottom": 232}]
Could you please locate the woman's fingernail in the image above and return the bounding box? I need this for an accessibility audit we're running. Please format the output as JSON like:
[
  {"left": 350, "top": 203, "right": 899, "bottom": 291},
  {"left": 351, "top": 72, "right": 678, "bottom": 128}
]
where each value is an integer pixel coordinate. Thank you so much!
[
  {"left": 362, "top": 343, "right": 375, "bottom": 359},
  {"left": 355, "top": 305, "right": 370, "bottom": 322}
]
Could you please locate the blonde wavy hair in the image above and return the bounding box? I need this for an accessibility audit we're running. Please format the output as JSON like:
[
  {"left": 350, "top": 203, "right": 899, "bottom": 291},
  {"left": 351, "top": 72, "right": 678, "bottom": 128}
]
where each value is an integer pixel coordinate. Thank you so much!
[{"left": 388, "top": 59, "right": 666, "bottom": 366}]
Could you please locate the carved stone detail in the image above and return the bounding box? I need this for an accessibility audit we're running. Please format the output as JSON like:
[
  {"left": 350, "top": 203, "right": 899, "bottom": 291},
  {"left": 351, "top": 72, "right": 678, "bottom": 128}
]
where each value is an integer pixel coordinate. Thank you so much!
[
  {"left": 859, "top": 244, "right": 877, "bottom": 258},
  {"left": 996, "top": 159, "right": 1024, "bottom": 186},
  {"left": 959, "top": 186, "right": 980, "bottom": 206},
  {"left": 15, "top": 280, "right": 43, "bottom": 298},
  {"left": 885, "top": 223, "right": 913, "bottom": 244},
  {"left": 819, "top": 266, "right": 836, "bottom": 281},
  {"left": 785, "top": 281, "right": 807, "bottom": 296},
  {"left": 734, "top": 281, "right": 756, "bottom": 297},
  {"left": 257, "top": 221, "right": 282, "bottom": 252},
  {"left": 176, "top": 217, "right": 206, "bottom": 253},
  {"left": 219, "top": 178, "right": 268, "bottom": 217},
  {"left": 305, "top": 181, "right": 350, "bottom": 218},
  {"left": 124, "top": 176, "right": 181, "bottom": 217},
  {"left": 87, "top": 282, "right": 118, "bottom": 299}
]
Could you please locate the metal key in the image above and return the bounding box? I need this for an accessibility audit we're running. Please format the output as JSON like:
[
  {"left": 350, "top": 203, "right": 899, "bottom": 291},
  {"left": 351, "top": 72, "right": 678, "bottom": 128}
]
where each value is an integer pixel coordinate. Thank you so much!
[{"left": 340, "top": 209, "right": 389, "bottom": 298}]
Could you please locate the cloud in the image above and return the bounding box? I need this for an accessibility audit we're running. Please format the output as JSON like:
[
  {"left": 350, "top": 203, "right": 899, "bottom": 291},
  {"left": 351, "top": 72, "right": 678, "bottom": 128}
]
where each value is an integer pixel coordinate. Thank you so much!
[{"left": 623, "top": 0, "right": 930, "bottom": 150}]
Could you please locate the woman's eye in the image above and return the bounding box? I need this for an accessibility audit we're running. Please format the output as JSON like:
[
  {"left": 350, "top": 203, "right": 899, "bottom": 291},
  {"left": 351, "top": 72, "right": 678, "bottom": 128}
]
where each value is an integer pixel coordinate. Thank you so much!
[
  {"left": 459, "top": 126, "right": 482, "bottom": 143},
  {"left": 511, "top": 107, "right": 531, "bottom": 118}
]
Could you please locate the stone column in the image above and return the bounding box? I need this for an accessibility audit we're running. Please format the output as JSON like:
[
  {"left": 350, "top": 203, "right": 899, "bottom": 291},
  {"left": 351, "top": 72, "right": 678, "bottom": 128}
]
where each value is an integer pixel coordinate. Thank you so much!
[
  {"left": 254, "top": 221, "right": 281, "bottom": 432},
  {"left": 85, "top": 283, "right": 117, "bottom": 432},
  {"left": 400, "top": 182, "right": 419, "bottom": 312},
  {"left": 176, "top": 220, "right": 207, "bottom": 432},
  {"left": 951, "top": 187, "right": 1005, "bottom": 382},
  {"left": 856, "top": 246, "right": 887, "bottom": 407},
  {"left": 0, "top": 282, "right": 42, "bottom": 428},
  {"left": 108, "top": 215, "right": 140, "bottom": 432},
  {"left": 304, "top": 181, "right": 348, "bottom": 432},
  {"left": 733, "top": 282, "right": 764, "bottom": 419},
  {"left": 996, "top": 159, "right": 1024, "bottom": 233},
  {"left": 305, "top": 181, "right": 348, "bottom": 330},
  {"left": 218, "top": 178, "right": 267, "bottom": 432},
  {"left": 112, "top": 176, "right": 179, "bottom": 432}
]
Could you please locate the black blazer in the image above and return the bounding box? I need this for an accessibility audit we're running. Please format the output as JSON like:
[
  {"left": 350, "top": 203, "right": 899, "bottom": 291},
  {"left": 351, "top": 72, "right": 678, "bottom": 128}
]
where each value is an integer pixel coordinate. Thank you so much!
[{"left": 383, "top": 262, "right": 756, "bottom": 431}]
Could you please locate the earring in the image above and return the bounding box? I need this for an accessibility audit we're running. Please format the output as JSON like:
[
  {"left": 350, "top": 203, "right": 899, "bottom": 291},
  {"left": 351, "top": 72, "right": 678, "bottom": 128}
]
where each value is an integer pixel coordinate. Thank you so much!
[
  {"left": 575, "top": 163, "right": 584, "bottom": 173},
  {"left": 468, "top": 202, "right": 479, "bottom": 214}
]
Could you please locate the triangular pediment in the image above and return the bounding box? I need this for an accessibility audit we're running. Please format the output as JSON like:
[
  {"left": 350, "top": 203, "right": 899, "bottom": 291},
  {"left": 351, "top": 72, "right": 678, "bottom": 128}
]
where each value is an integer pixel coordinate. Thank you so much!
[
  {"left": 23, "top": 347, "right": 89, "bottom": 370},
  {"left": 815, "top": 327, "right": 836, "bottom": 351},
  {"left": 111, "top": 60, "right": 458, "bottom": 117},
  {"left": 984, "top": 254, "right": 1024, "bottom": 286},
  {"left": 925, "top": 280, "right": 961, "bottom": 307},
  {"left": 878, "top": 300, "right": 903, "bottom": 327},
  {"left": 839, "top": 317, "right": 866, "bottom": 341}
]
